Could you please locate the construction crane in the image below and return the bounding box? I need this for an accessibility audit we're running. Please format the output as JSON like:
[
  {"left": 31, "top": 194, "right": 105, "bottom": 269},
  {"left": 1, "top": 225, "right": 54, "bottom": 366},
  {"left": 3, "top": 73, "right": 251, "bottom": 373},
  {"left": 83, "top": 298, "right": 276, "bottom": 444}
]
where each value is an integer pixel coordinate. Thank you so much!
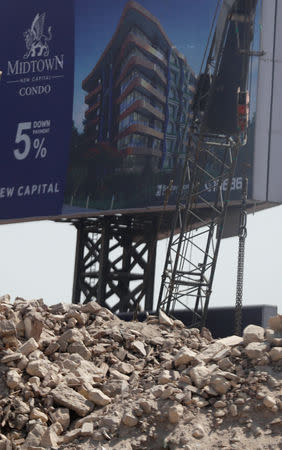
[{"left": 157, "top": 0, "right": 258, "bottom": 328}]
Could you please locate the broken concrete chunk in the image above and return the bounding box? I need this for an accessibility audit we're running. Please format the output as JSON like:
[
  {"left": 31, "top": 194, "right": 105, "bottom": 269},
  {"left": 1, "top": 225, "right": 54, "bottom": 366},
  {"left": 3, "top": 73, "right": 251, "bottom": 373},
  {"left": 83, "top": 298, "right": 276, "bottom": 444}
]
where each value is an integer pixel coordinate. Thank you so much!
[
  {"left": 51, "top": 384, "right": 94, "bottom": 417},
  {"left": 6, "top": 369, "right": 22, "bottom": 389},
  {"left": 245, "top": 342, "right": 269, "bottom": 359},
  {"left": 131, "top": 340, "right": 146, "bottom": 357},
  {"left": 243, "top": 324, "right": 265, "bottom": 344},
  {"left": 87, "top": 388, "right": 111, "bottom": 406},
  {"left": 50, "top": 408, "right": 70, "bottom": 431},
  {"left": 24, "top": 314, "right": 43, "bottom": 341},
  {"left": 159, "top": 310, "right": 174, "bottom": 326},
  {"left": 217, "top": 335, "right": 243, "bottom": 347},
  {"left": 0, "top": 319, "right": 16, "bottom": 337},
  {"left": 210, "top": 375, "right": 231, "bottom": 394},
  {"left": 174, "top": 347, "right": 197, "bottom": 367},
  {"left": 269, "top": 347, "right": 282, "bottom": 361},
  {"left": 26, "top": 360, "right": 49, "bottom": 378},
  {"left": 19, "top": 338, "right": 39, "bottom": 356},
  {"left": 68, "top": 342, "right": 91, "bottom": 360},
  {"left": 81, "top": 300, "right": 102, "bottom": 314},
  {"left": 268, "top": 314, "right": 282, "bottom": 331},
  {"left": 190, "top": 365, "right": 211, "bottom": 388},
  {"left": 168, "top": 404, "right": 183, "bottom": 424},
  {"left": 122, "top": 412, "right": 138, "bottom": 427}
]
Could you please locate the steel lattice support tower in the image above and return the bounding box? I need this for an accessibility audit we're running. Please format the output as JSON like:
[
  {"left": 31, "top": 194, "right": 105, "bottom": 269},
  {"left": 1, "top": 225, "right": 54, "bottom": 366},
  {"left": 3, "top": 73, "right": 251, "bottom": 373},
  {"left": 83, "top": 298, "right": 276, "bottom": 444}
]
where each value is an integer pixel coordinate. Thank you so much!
[
  {"left": 157, "top": 132, "right": 240, "bottom": 327},
  {"left": 157, "top": 0, "right": 257, "bottom": 327},
  {"left": 71, "top": 214, "right": 158, "bottom": 312}
]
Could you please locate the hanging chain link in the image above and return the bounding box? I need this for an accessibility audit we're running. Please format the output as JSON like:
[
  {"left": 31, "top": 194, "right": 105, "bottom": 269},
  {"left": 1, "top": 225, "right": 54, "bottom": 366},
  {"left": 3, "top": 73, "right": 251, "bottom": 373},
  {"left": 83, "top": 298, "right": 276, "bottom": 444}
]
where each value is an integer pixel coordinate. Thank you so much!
[{"left": 234, "top": 176, "right": 248, "bottom": 335}]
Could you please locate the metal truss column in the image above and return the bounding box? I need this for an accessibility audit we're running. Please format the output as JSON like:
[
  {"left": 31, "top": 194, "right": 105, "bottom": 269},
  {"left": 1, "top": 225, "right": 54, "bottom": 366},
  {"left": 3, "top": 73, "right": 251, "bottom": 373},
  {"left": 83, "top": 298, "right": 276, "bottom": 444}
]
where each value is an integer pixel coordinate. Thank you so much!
[
  {"left": 72, "top": 220, "right": 86, "bottom": 304},
  {"left": 96, "top": 217, "right": 110, "bottom": 305},
  {"left": 71, "top": 215, "right": 158, "bottom": 312}
]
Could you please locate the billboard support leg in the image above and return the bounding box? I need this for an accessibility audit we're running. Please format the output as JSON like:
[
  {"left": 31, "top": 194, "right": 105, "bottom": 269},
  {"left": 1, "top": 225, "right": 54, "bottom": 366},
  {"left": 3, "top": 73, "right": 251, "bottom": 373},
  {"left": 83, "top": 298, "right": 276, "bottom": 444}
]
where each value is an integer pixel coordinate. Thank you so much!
[{"left": 71, "top": 214, "right": 158, "bottom": 312}]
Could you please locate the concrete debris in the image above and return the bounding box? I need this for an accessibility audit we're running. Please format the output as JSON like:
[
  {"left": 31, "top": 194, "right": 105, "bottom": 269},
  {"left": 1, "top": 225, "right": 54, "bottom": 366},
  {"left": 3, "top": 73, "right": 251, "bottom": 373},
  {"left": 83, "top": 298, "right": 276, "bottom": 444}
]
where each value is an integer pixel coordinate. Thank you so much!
[
  {"left": 0, "top": 298, "right": 281, "bottom": 449},
  {"left": 243, "top": 324, "right": 265, "bottom": 344}
]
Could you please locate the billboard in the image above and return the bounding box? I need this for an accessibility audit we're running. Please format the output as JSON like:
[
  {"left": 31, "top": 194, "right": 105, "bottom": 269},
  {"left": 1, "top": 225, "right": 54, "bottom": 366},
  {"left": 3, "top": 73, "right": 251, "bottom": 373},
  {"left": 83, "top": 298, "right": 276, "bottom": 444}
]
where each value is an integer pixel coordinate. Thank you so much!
[
  {"left": 0, "top": 0, "right": 74, "bottom": 221},
  {"left": 0, "top": 0, "right": 273, "bottom": 225},
  {"left": 253, "top": 0, "right": 282, "bottom": 203}
]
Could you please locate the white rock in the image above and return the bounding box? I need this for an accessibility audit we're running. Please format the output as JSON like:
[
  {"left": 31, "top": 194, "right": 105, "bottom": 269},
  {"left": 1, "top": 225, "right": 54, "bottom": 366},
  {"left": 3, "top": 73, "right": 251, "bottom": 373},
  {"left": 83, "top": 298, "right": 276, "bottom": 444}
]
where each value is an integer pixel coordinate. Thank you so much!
[{"left": 243, "top": 325, "right": 264, "bottom": 344}]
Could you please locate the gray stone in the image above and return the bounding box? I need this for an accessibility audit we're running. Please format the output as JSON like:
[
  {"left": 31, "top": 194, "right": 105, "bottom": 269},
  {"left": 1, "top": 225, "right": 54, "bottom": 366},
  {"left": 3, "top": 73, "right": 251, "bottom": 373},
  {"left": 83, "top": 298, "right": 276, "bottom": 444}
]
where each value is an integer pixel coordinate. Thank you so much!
[{"left": 199, "top": 342, "right": 227, "bottom": 363}]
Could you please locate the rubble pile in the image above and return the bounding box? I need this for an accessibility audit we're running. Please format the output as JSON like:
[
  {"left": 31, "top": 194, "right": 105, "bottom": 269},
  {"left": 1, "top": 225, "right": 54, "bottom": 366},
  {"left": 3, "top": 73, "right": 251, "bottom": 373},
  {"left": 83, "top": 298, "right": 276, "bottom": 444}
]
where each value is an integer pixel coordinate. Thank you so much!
[{"left": 0, "top": 294, "right": 281, "bottom": 450}]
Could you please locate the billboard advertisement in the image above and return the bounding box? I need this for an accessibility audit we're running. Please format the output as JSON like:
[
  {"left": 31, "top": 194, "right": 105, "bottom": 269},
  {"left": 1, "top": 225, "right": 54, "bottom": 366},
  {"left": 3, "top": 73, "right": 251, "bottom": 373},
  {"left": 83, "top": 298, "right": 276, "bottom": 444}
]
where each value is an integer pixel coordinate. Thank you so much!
[
  {"left": 0, "top": 0, "right": 74, "bottom": 221},
  {"left": 0, "top": 0, "right": 269, "bottom": 224}
]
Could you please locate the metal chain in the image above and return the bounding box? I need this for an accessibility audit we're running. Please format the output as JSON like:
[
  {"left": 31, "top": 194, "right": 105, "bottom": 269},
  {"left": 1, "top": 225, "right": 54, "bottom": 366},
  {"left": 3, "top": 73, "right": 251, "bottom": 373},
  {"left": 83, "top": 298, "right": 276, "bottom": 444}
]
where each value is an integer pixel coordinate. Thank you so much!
[{"left": 234, "top": 177, "right": 248, "bottom": 335}]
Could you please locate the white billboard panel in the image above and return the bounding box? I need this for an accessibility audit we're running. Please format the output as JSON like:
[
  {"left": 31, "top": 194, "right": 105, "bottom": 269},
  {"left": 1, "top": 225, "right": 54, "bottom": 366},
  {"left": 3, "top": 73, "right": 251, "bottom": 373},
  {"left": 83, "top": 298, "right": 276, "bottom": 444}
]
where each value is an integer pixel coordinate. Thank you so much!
[{"left": 254, "top": 0, "right": 282, "bottom": 202}]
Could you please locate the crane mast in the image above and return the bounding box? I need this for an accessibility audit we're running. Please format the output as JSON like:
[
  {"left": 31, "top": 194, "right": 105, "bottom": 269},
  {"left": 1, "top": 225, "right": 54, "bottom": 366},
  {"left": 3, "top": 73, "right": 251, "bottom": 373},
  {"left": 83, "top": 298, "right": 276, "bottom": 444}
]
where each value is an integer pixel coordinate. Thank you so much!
[{"left": 157, "top": 0, "right": 257, "bottom": 327}]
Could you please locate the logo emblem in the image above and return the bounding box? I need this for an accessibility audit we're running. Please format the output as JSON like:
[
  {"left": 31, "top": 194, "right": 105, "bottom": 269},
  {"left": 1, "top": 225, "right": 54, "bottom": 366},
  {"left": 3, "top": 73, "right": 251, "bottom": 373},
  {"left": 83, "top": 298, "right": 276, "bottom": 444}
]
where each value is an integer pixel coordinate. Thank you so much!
[{"left": 23, "top": 13, "right": 52, "bottom": 59}]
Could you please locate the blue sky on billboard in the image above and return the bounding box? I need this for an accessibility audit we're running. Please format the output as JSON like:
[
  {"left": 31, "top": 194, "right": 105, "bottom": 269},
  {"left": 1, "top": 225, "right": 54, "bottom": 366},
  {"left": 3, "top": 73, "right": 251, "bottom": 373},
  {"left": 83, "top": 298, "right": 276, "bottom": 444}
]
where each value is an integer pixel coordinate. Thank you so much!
[{"left": 73, "top": 0, "right": 218, "bottom": 132}]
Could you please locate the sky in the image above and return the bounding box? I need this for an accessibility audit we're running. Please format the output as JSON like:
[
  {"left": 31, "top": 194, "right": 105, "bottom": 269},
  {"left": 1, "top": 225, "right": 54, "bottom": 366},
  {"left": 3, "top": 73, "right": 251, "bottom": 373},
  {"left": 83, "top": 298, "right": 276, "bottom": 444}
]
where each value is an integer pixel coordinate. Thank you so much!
[
  {"left": 0, "top": 1, "right": 280, "bottom": 316},
  {"left": 0, "top": 203, "right": 281, "bottom": 314}
]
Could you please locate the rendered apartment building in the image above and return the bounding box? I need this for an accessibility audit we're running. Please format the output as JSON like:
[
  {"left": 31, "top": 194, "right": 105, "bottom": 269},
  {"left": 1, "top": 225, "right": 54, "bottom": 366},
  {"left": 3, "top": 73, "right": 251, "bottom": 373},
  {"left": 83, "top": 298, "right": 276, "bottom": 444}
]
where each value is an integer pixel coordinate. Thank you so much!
[{"left": 82, "top": 1, "right": 196, "bottom": 172}]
